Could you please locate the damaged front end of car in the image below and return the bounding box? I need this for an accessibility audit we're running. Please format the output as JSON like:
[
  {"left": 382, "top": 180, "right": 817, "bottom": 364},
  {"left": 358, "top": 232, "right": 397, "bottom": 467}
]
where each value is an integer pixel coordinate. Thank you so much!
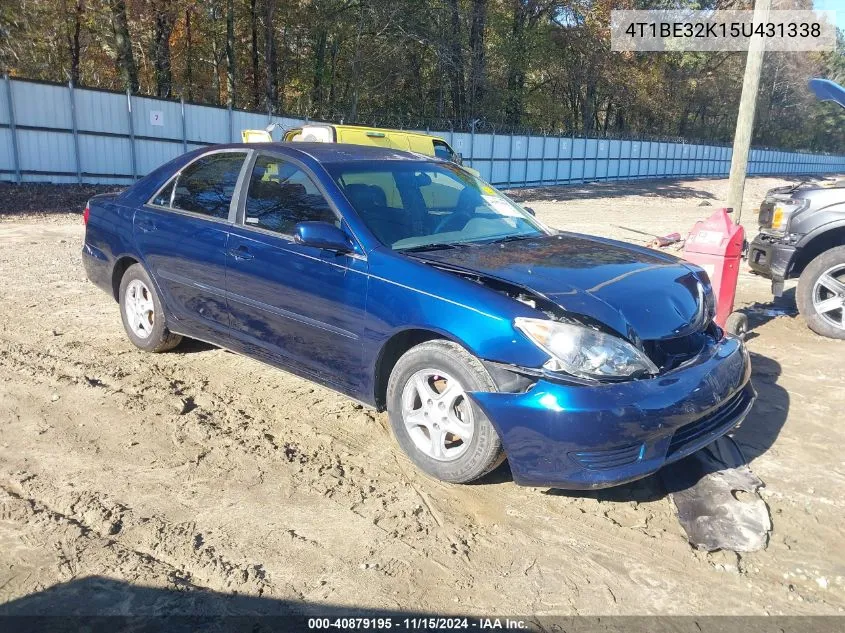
[{"left": 415, "top": 255, "right": 755, "bottom": 489}]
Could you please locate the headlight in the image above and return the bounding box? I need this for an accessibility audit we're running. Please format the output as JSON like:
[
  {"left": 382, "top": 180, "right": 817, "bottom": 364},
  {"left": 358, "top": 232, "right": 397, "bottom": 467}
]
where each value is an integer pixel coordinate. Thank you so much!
[
  {"left": 514, "top": 317, "right": 659, "bottom": 380},
  {"left": 770, "top": 199, "right": 808, "bottom": 231}
]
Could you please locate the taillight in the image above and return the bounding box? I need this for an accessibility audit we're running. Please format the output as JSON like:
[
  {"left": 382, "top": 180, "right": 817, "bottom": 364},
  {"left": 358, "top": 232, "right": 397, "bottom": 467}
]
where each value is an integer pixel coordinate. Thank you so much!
[{"left": 83, "top": 204, "right": 90, "bottom": 225}]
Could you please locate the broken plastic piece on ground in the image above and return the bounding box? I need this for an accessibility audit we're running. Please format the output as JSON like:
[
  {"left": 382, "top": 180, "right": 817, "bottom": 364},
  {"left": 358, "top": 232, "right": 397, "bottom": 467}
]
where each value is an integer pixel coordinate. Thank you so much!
[{"left": 660, "top": 435, "right": 772, "bottom": 552}]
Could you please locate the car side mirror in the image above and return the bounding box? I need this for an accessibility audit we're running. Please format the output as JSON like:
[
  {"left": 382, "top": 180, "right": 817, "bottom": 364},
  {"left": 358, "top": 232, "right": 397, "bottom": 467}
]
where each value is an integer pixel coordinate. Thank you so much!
[
  {"left": 294, "top": 221, "right": 353, "bottom": 253},
  {"left": 524, "top": 206, "right": 536, "bottom": 216},
  {"left": 453, "top": 153, "right": 463, "bottom": 165}
]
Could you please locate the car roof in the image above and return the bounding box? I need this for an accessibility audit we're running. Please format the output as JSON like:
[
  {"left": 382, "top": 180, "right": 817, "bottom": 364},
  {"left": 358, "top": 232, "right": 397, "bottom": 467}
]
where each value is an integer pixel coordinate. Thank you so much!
[
  {"left": 207, "top": 142, "right": 439, "bottom": 164},
  {"left": 301, "top": 123, "right": 448, "bottom": 143}
]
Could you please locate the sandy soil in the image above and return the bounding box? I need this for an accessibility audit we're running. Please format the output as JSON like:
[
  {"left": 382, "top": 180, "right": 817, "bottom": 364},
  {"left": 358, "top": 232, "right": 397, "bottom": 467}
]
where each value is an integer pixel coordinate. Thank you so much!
[{"left": 0, "top": 176, "right": 843, "bottom": 617}]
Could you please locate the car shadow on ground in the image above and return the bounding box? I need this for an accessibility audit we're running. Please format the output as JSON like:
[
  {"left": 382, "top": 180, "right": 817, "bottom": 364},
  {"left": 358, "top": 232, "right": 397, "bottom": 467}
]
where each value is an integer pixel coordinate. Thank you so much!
[
  {"left": 493, "top": 351, "right": 788, "bottom": 503},
  {"left": 0, "top": 576, "right": 471, "bottom": 631},
  {"left": 174, "top": 338, "right": 219, "bottom": 354},
  {"left": 505, "top": 178, "right": 719, "bottom": 203}
]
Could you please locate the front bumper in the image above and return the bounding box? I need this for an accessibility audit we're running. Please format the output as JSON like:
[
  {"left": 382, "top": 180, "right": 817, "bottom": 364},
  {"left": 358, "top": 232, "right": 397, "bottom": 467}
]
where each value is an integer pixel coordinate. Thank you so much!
[
  {"left": 470, "top": 336, "right": 754, "bottom": 489},
  {"left": 748, "top": 233, "right": 797, "bottom": 286}
]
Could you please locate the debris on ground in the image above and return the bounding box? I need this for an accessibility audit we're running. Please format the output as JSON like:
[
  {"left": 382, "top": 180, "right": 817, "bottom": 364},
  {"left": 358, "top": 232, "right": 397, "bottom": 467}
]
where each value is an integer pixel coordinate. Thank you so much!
[{"left": 661, "top": 437, "right": 772, "bottom": 553}]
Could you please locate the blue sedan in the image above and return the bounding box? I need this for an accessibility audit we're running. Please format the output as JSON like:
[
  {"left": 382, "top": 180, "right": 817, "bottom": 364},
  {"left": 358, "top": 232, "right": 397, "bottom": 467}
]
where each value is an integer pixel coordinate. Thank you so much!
[{"left": 82, "top": 143, "right": 755, "bottom": 489}]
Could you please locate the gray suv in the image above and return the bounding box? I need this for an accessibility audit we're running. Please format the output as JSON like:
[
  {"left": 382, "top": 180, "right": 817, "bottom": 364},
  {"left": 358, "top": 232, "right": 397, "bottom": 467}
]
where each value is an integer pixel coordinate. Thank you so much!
[{"left": 749, "top": 179, "right": 845, "bottom": 338}]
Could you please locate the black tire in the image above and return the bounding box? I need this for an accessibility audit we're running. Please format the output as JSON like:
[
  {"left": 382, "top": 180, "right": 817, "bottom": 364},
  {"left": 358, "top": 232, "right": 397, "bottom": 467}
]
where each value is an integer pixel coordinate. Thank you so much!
[
  {"left": 725, "top": 312, "right": 748, "bottom": 340},
  {"left": 118, "top": 263, "right": 183, "bottom": 352},
  {"left": 796, "top": 246, "right": 845, "bottom": 340},
  {"left": 386, "top": 340, "right": 505, "bottom": 484}
]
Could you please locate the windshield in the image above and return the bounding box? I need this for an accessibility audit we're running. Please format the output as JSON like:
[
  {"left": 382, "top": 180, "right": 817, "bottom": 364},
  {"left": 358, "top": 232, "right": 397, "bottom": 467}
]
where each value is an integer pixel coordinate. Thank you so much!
[{"left": 327, "top": 161, "right": 549, "bottom": 250}]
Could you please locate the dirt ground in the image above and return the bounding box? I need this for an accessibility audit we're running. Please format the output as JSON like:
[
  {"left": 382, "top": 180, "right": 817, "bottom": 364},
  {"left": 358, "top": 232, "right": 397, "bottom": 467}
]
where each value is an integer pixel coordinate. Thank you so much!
[{"left": 0, "top": 176, "right": 843, "bottom": 617}]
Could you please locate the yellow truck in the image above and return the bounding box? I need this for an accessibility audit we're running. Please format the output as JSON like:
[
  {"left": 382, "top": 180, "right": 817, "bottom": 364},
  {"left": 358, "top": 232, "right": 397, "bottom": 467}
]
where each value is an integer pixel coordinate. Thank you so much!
[{"left": 242, "top": 123, "right": 464, "bottom": 166}]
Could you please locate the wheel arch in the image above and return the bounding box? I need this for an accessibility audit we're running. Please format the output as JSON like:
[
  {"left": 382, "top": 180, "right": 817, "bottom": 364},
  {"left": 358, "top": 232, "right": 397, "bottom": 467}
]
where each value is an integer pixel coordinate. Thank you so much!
[
  {"left": 372, "top": 327, "right": 471, "bottom": 411},
  {"left": 111, "top": 255, "right": 141, "bottom": 301},
  {"left": 793, "top": 225, "right": 845, "bottom": 278}
]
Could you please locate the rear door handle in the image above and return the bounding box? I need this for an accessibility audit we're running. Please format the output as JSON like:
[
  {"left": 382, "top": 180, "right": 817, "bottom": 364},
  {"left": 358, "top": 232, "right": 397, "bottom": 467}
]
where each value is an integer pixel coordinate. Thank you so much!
[
  {"left": 228, "top": 246, "right": 254, "bottom": 261},
  {"left": 136, "top": 219, "right": 157, "bottom": 233}
]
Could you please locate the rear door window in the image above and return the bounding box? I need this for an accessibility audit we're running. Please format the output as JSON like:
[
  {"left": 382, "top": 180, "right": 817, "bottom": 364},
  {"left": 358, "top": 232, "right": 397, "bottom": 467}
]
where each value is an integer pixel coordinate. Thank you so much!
[{"left": 168, "top": 152, "right": 247, "bottom": 219}]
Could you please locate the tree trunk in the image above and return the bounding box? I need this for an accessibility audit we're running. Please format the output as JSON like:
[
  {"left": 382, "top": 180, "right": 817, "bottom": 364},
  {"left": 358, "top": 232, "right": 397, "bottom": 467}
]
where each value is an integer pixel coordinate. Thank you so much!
[
  {"left": 327, "top": 37, "right": 339, "bottom": 118},
  {"left": 250, "top": 0, "right": 260, "bottom": 108},
  {"left": 467, "top": 0, "right": 486, "bottom": 118},
  {"left": 264, "top": 0, "right": 278, "bottom": 109},
  {"left": 63, "top": 0, "right": 83, "bottom": 85},
  {"left": 108, "top": 0, "right": 138, "bottom": 93},
  {"left": 447, "top": 0, "right": 464, "bottom": 120},
  {"left": 184, "top": 8, "right": 193, "bottom": 101},
  {"left": 348, "top": 4, "right": 364, "bottom": 123},
  {"left": 226, "top": 0, "right": 235, "bottom": 107},
  {"left": 211, "top": 37, "right": 222, "bottom": 104},
  {"left": 152, "top": 0, "right": 176, "bottom": 98},
  {"left": 311, "top": 29, "right": 327, "bottom": 117},
  {"left": 582, "top": 81, "right": 596, "bottom": 132},
  {"left": 504, "top": 2, "right": 527, "bottom": 125}
]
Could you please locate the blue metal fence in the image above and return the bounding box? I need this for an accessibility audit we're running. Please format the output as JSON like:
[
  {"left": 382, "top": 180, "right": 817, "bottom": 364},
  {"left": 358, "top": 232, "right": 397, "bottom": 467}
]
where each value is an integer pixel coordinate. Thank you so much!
[{"left": 2, "top": 76, "right": 844, "bottom": 187}]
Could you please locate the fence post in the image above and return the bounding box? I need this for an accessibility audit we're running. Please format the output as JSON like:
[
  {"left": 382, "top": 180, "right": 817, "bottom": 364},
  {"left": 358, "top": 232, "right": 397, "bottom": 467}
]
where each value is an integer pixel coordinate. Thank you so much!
[
  {"left": 228, "top": 105, "right": 234, "bottom": 143},
  {"left": 506, "top": 132, "right": 514, "bottom": 189},
  {"left": 126, "top": 89, "right": 137, "bottom": 181},
  {"left": 489, "top": 129, "right": 496, "bottom": 184},
  {"left": 68, "top": 81, "right": 82, "bottom": 183},
  {"left": 4, "top": 75, "right": 21, "bottom": 183},
  {"left": 180, "top": 97, "right": 187, "bottom": 153},
  {"left": 469, "top": 119, "right": 476, "bottom": 170},
  {"left": 540, "top": 132, "right": 547, "bottom": 186},
  {"left": 555, "top": 133, "right": 562, "bottom": 185},
  {"left": 523, "top": 134, "right": 530, "bottom": 187}
]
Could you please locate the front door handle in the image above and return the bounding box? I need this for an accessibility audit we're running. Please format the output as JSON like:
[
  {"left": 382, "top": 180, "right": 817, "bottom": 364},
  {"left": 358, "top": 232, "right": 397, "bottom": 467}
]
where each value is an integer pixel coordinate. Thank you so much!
[{"left": 228, "top": 246, "right": 254, "bottom": 261}]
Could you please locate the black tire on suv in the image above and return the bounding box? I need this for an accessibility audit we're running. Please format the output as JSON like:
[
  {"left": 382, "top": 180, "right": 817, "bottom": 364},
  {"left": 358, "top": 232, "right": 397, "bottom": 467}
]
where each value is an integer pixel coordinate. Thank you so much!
[{"left": 797, "top": 245, "right": 845, "bottom": 340}]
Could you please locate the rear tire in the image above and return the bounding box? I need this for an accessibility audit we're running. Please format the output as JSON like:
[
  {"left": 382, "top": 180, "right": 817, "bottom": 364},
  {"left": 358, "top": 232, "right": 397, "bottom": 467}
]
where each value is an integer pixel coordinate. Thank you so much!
[
  {"left": 797, "top": 246, "right": 845, "bottom": 340},
  {"left": 386, "top": 340, "right": 505, "bottom": 484},
  {"left": 118, "top": 264, "right": 183, "bottom": 352}
]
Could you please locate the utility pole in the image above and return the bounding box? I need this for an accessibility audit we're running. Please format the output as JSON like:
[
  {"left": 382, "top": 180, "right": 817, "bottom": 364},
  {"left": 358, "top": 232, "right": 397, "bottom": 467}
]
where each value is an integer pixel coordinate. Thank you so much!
[{"left": 726, "top": 0, "right": 772, "bottom": 224}]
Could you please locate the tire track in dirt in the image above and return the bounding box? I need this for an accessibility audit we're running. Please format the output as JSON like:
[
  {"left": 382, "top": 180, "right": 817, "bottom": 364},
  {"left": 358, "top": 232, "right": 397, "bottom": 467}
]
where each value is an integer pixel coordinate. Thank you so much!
[{"left": 0, "top": 474, "right": 274, "bottom": 597}]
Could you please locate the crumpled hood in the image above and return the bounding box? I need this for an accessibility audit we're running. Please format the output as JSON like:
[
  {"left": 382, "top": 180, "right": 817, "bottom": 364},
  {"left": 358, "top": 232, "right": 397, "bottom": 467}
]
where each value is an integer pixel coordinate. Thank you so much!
[{"left": 412, "top": 233, "right": 710, "bottom": 342}]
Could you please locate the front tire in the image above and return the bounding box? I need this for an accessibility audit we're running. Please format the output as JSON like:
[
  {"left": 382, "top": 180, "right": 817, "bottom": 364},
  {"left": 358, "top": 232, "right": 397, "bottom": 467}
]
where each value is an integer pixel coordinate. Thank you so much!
[
  {"left": 797, "top": 246, "right": 845, "bottom": 339},
  {"left": 386, "top": 340, "right": 504, "bottom": 484},
  {"left": 118, "top": 264, "right": 182, "bottom": 352}
]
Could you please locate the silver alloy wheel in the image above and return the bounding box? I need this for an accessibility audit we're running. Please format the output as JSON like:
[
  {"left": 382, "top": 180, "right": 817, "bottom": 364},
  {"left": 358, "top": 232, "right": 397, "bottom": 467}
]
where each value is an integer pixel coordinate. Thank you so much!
[
  {"left": 400, "top": 369, "right": 475, "bottom": 462},
  {"left": 812, "top": 263, "right": 845, "bottom": 330},
  {"left": 124, "top": 279, "right": 155, "bottom": 339}
]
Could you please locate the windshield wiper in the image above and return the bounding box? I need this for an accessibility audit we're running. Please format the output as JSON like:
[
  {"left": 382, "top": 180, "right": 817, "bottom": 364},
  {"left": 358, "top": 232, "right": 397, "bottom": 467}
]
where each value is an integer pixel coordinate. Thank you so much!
[
  {"left": 486, "top": 234, "right": 536, "bottom": 244},
  {"left": 400, "top": 242, "right": 468, "bottom": 253}
]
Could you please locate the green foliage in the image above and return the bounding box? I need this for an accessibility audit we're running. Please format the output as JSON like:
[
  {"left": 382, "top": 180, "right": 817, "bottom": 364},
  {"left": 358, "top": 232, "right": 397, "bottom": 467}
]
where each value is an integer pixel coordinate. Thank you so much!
[{"left": 0, "top": 0, "right": 842, "bottom": 152}]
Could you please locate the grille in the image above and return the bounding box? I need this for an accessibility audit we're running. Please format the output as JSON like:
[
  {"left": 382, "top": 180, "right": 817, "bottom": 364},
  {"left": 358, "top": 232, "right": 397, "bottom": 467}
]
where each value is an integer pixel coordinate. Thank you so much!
[
  {"left": 667, "top": 387, "right": 753, "bottom": 458},
  {"left": 569, "top": 443, "right": 644, "bottom": 471},
  {"left": 643, "top": 326, "right": 716, "bottom": 372}
]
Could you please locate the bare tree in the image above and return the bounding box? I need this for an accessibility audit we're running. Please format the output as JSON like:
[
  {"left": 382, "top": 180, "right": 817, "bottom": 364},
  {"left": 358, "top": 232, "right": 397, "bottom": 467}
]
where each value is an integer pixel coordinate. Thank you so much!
[
  {"left": 108, "top": 0, "right": 138, "bottom": 92},
  {"left": 151, "top": 0, "right": 176, "bottom": 97},
  {"left": 467, "top": 0, "right": 486, "bottom": 118},
  {"left": 250, "top": 0, "right": 260, "bottom": 108},
  {"left": 264, "top": 0, "right": 278, "bottom": 109},
  {"left": 61, "top": 0, "right": 84, "bottom": 85},
  {"left": 226, "top": 0, "right": 235, "bottom": 106}
]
